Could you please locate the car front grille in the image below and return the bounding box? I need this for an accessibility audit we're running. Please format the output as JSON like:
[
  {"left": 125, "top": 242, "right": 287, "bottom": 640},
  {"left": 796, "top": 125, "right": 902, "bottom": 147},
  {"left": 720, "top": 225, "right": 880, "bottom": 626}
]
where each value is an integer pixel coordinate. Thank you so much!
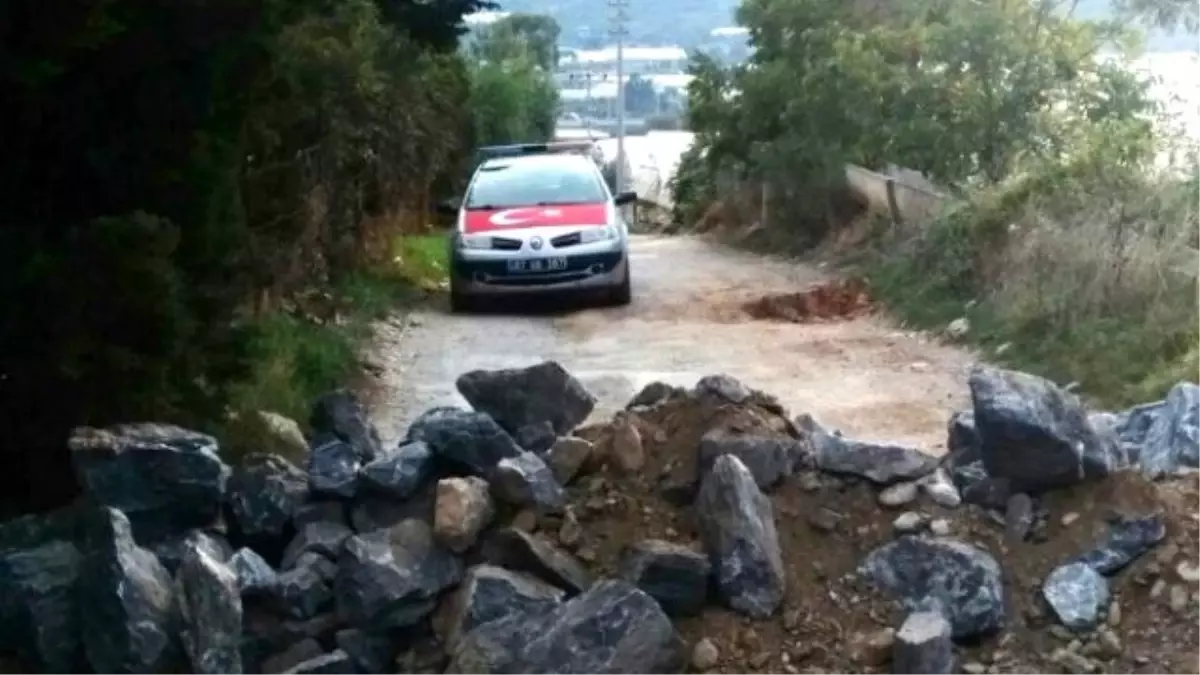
[
  {"left": 550, "top": 232, "right": 581, "bottom": 248},
  {"left": 491, "top": 237, "right": 522, "bottom": 250}
]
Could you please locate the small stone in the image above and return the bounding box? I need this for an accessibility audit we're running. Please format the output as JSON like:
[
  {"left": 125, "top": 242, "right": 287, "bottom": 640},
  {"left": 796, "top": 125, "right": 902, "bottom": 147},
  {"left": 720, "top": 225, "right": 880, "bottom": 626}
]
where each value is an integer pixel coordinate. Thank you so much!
[
  {"left": 807, "top": 508, "right": 842, "bottom": 533},
  {"left": 797, "top": 473, "right": 822, "bottom": 492},
  {"left": 750, "top": 652, "right": 771, "bottom": 669},
  {"left": 691, "top": 638, "right": 720, "bottom": 670},
  {"left": 1107, "top": 601, "right": 1121, "bottom": 626},
  {"left": 1061, "top": 512, "right": 1080, "bottom": 527},
  {"left": 491, "top": 452, "right": 567, "bottom": 514},
  {"left": 879, "top": 482, "right": 919, "bottom": 508},
  {"left": 1176, "top": 560, "right": 1200, "bottom": 583},
  {"left": 511, "top": 509, "right": 538, "bottom": 532},
  {"left": 1004, "top": 493, "right": 1035, "bottom": 542},
  {"left": 1050, "top": 648, "right": 1094, "bottom": 674},
  {"left": 1169, "top": 584, "right": 1189, "bottom": 613},
  {"left": 609, "top": 416, "right": 645, "bottom": 473},
  {"left": 963, "top": 661, "right": 986, "bottom": 674},
  {"left": 1067, "top": 639, "right": 1082, "bottom": 653},
  {"left": 1043, "top": 563, "right": 1109, "bottom": 631},
  {"left": 919, "top": 469, "right": 962, "bottom": 509},
  {"left": 893, "top": 610, "right": 955, "bottom": 674},
  {"left": 929, "top": 518, "right": 952, "bottom": 536},
  {"left": 850, "top": 629, "right": 895, "bottom": 667},
  {"left": 545, "top": 437, "right": 593, "bottom": 485},
  {"left": 558, "top": 510, "right": 582, "bottom": 549},
  {"left": 1094, "top": 629, "right": 1121, "bottom": 660},
  {"left": 893, "top": 511, "right": 925, "bottom": 533},
  {"left": 433, "top": 476, "right": 495, "bottom": 553},
  {"left": 1150, "top": 578, "right": 1167, "bottom": 599},
  {"left": 1048, "top": 625, "right": 1074, "bottom": 641}
]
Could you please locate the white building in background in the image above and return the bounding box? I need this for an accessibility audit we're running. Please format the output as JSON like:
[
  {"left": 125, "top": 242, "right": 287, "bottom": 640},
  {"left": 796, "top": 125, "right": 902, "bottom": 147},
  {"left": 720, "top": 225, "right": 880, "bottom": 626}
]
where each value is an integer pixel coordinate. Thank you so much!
[
  {"left": 559, "top": 45, "right": 688, "bottom": 76},
  {"left": 463, "top": 10, "right": 510, "bottom": 27}
]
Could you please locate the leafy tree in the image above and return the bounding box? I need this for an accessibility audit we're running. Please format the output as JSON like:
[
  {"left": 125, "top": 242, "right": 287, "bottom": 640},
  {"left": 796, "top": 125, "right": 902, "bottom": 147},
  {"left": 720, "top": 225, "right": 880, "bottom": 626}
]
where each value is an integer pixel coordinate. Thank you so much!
[
  {"left": 624, "top": 75, "right": 659, "bottom": 116},
  {"left": 467, "top": 15, "right": 560, "bottom": 146}
]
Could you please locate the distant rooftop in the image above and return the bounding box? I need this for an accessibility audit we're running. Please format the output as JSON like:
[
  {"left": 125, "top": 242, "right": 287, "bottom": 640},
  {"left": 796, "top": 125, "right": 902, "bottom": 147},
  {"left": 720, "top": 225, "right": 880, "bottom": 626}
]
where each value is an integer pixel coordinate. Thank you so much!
[
  {"left": 710, "top": 26, "right": 750, "bottom": 37},
  {"left": 564, "top": 46, "right": 688, "bottom": 64},
  {"left": 464, "top": 10, "right": 510, "bottom": 26}
]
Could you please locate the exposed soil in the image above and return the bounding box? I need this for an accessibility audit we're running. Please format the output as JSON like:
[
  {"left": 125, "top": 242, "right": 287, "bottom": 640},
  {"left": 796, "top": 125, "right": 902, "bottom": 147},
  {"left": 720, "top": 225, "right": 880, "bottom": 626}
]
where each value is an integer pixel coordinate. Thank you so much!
[{"left": 743, "top": 278, "right": 874, "bottom": 323}]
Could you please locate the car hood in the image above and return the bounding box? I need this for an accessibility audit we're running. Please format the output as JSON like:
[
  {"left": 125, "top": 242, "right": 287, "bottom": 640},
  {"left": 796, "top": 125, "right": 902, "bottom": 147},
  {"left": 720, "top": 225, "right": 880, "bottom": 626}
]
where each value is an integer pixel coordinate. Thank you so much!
[{"left": 462, "top": 203, "right": 609, "bottom": 234}]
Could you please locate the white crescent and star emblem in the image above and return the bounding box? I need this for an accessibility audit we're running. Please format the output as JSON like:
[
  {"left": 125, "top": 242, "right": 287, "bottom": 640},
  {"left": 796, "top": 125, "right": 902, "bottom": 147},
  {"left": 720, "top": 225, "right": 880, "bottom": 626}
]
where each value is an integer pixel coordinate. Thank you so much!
[{"left": 488, "top": 207, "right": 564, "bottom": 227}]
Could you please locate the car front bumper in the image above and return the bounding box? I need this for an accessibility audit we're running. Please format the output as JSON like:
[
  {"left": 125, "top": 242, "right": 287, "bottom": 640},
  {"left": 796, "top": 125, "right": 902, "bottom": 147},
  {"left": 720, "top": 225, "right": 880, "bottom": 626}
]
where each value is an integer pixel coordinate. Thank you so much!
[{"left": 451, "top": 247, "right": 628, "bottom": 296}]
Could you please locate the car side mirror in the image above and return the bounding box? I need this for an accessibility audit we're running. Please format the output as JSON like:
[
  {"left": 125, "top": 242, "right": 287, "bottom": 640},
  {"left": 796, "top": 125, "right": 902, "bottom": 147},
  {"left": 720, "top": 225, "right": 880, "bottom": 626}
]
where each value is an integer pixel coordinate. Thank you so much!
[
  {"left": 614, "top": 190, "right": 638, "bottom": 206},
  {"left": 435, "top": 197, "right": 461, "bottom": 216}
]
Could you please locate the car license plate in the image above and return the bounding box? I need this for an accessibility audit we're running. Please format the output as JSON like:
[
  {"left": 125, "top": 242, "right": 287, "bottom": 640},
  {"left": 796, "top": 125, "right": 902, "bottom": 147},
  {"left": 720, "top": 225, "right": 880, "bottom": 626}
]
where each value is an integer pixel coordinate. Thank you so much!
[{"left": 506, "top": 257, "right": 567, "bottom": 273}]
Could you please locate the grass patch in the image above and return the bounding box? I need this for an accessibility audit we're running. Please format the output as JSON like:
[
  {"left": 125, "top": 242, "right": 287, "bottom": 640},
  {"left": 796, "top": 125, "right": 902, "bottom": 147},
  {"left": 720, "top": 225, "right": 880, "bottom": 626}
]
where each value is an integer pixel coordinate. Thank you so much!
[{"left": 215, "top": 233, "right": 448, "bottom": 464}]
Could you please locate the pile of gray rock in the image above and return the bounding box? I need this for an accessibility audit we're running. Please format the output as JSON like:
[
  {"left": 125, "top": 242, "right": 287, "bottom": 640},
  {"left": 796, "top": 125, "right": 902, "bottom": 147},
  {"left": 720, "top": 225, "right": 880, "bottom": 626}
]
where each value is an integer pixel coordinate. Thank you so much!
[{"left": 0, "top": 360, "right": 1195, "bottom": 675}]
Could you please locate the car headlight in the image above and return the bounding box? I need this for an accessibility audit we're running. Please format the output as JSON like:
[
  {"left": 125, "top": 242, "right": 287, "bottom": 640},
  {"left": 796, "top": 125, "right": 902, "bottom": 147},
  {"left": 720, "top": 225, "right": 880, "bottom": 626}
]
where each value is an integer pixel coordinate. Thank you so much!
[
  {"left": 456, "top": 233, "right": 491, "bottom": 250},
  {"left": 580, "top": 226, "right": 617, "bottom": 244}
]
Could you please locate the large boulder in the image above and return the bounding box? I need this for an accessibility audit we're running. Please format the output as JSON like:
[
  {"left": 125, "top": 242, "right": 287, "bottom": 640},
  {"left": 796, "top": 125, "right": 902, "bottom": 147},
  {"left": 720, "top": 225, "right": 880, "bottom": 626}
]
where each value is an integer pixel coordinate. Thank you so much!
[
  {"left": 481, "top": 527, "right": 592, "bottom": 595},
  {"left": 437, "top": 564, "right": 565, "bottom": 651},
  {"left": 1115, "top": 382, "right": 1200, "bottom": 478},
  {"left": 307, "top": 433, "right": 361, "bottom": 499},
  {"left": 69, "top": 423, "right": 230, "bottom": 541},
  {"left": 0, "top": 508, "right": 85, "bottom": 672},
  {"left": 334, "top": 519, "right": 463, "bottom": 630},
  {"left": 695, "top": 454, "right": 785, "bottom": 618},
  {"left": 77, "top": 507, "right": 181, "bottom": 673},
  {"left": 277, "top": 552, "right": 337, "bottom": 620},
  {"left": 490, "top": 452, "right": 567, "bottom": 514},
  {"left": 455, "top": 361, "right": 597, "bottom": 439},
  {"left": 226, "top": 453, "right": 309, "bottom": 540},
  {"left": 810, "top": 426, "right": 938, "bottom": 485},
  {"left": 968, "top": 366, "right": 1117, "bottom": 492},
  {"left": 1042, "top": 562, "right": 1110, "bottom": 631},
  {"left": 281, "top": 520, "right": 353, "bottom": 570},
  {"left": 858, "top": 536, "right": 1005, "bottom": 639},
  {"left": 448, "top": 579, "right": 684, "bottom": 674},
  {"left": 310, "top": 389, "right": 382, "bottom": 462},
  {"left": 229, "top": 547, "right": 279, "bottom": 596},
  {"left": 697, "top": 431, "right": 805, "bottom": 491},
  {"left": 175, "top": 538, "right": 243, "bottom": 673},
  {"left": 407, "top": 407, "right": 523, "bottom": 477}
]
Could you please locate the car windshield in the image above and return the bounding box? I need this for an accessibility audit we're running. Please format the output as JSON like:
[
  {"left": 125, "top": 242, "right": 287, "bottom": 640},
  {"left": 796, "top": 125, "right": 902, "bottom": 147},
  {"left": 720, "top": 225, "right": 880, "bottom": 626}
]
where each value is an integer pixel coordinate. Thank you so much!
[{"left": 465, "top": 159, "right": 607, "bottom": 209}]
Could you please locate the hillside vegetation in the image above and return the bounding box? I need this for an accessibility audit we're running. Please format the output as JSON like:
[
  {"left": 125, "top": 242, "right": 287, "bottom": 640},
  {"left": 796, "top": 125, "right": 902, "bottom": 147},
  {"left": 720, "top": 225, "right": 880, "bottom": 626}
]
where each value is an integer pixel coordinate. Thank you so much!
[
  {"left": 0, "top": 0, "right": 559, "bottom": 518},
  {"left": 671, "top": 0, "right": 1198, "bottom": 407}
]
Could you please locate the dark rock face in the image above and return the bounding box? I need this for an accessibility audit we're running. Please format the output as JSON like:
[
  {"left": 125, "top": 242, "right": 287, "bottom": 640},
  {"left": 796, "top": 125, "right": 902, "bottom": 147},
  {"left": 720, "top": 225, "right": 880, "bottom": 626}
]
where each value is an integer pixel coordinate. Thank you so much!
[
  {"left": 230, "top": 547, "right": 279, "bottom": 596},
  {"left": 697, "top": 431, "right": 804, "bottom": 490},
  {"left": 627, "top": 381, "right": 682, "bottom": 409},
  {"left": 0, "top": 511, "right": 85, "bottom": 673},
  {"left": 515, "top": 421, "right": 558, "bottom": 454},
  {"left": 69, "top": 423, "right": 230, "bottom": 541},
  {"left": 448, "top": 579, "right": 684, "bottom": 674},
  {"left": 695, "top": 454, "right": 785, "bottom": 618},
  {"left": 481, "top": 527, "right": 592, "bottom": 595},
  {"left": 1072, "top": 514, "right": 1165, "bottom": 575},
  {"left": 282, "top": 649, "right": 357, "bottom": 674},
  {"left": 455, "top": 361, "right": 597, "bottom": 437},
  {"left": 359, "top": 440, "right": 433, "bottom": 499},
  {"left": 438, "top": 564, "right": 565, "bottom": 651},
  {"left": 694, "top": 373, "right": 753, "bottom": 404},
  {"left": 310, "top": 389, "right": 382, "bottom": 462},
  {"left": 1042, "top": 562, "right": 1110, "bottom": 631},
  {"left": 77, "top": 507, "right": 181, "bottom": 673},
  {"left": 307, "top": 434, "right": 362, "bottom": 499},
  {"left": 281, "top": 520, "right": 353, "bottom": 570},
  {"left": 175, "top": 539, "right": 244, "bottom": 673},
  {"left": 858, "top": 536, "right": 1005, "bottom": 639},
  {"left": 334, "top": 520, "right": 463, "bottom": 630},
  {"left": 490, "top": 452, "right": 567, "bottom": 513},
  {"left": 226, "top": 453, "right": 309, "bottom": 539},
  {"left": 812, "top": 428, "right": 939, "bottom": 485},
  {"left": 406, "top": 407, "right": 523, "bottom": 477},
  {"left": 277, "top": 553, "right": 337, "bottom": 620},
  {"left": 544, "top": 437, "right": 594, "bottom": 486},
  {"left": 1004, "top": 493, "right": 1035, "bottom": 542},
  {"left": 969, "top": 366, "right": 1116, "bottom": 492},
  {"left": 618, "top": 539, "right": 711, "bottom": 617},
  {"left": 335, "top": 628, "right": 395, "bottom": 674},
  {"left": 1115, "top": 382, "right": 1200, "bottom": 478},
  {"left": 294, "top": 501, "right": 347, "bottom": 529},
  {"left": 946, "top": 410, "right": 981, "bottom": 466},
  {"left": 151, "top": 530, "right": 232, "bottom": 577},
  {"left": 893, "top": 610, "right": 955, "bottom": 674}
]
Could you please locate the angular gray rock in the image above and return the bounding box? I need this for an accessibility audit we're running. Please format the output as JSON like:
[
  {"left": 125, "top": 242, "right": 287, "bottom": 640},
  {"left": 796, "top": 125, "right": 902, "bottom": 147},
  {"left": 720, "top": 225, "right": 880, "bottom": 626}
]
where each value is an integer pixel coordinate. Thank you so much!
[
  {"left": 438, "top": 564, "right": 565, "bottom": 651},
  {"left": 490, "top": 452, "right": 567, "bottom": 513},
  {"left": 448, "top": 579, "right": 684, "bottom": 674},
  {"left": 307, "top": 434, "right": 361, "bottom": 499},
  {"left": 277, "top": 553, "right": 337, "bottom": 620},
  {"left": 261, "top": 638, "right": 327, "bottom": 674},
  {"left": 293, "top": 500, "right": 346, "bottom": 529},
  {"left": 455, "top": 361, "right": 597, "bottom": 437},
  {"left": 697, "top": 430, "right": 805, "bottom": 490},
  {"left": 544, "top": 436, "right": 594, "bottom": 485},
  {"left": 947, "top": 410, "right": 981, "bottom": 464},
  {"left": 811, "top": 427, "right": 939, "bottom": 484},
  {"left": 226, "top": 453, "right": 309, "bottom": 539},
  {"left": 70, "top": 423, "right": 230, "bottom": 541},
  {"left": 77, "top": 506, "right": 181, "bottom": 673},
  {"left": 358, "top": 440, "right": 433, "bottom": 499},
  {"left": 230, "top": 547, "right": 279, "bottom": 596},
  {"left": 282, "top": 649, "right": 356, "bottom": 674},
  {"left": 433, "top": 476, "right": 495, "bottom": 553},
  {"left": 694, "top": 373, "right": 753, "bottom": 404},
  {"left": 627, "top": 381, "right": 682, "bottom": 409},
  {"left": 969, "top": 365, "right": 1116, "bottom": 492},
  {"left": 858, "top": 536, "right": 1005, "bottom": 638},
  {"left": 619, "top": 539, "right": 711, "bottom": 617},
  {"left": 1072, "top": 514, "right": 1165, "bottom": 575},
  {"left": 893, "top": 610, "right": 955, "bottom": 674},
  {"left": 1043, "top": 562, "right": 1110, "bottom": 631},
  {"left": 1004, "top": 493, "right": 1035, "bottom": 542},
  {"left": 350, "top": 489, "right": 435, "bottom": 535},
  {"left": 0, "top": 509, "right": 84, "bottom": 673},
  {"left": 695, "top": 454, "right": 785, "bottom": 618},
  {"left": 310, "top": 389, "right": 382, "bottom": 462},
  {"left": 175, "top": 538, "right": 243, "bottom": 673},
  {"left": 406, "top": 407, "right": 523, "bottom": 476},
  {"left": 335, "top": 628, "right": 395, "bottom": 674},
  {"left": 482, "top": 527, "right": 592, "bottom": 595},
  {"left": 334, "top": 519, "right": 463, "bottom": 630},
  {"left": 1117, "top": 382, "right": 1200, "bottom": 477},
  {"left": 515, "top": 421, "right": 558, "bottom": 454},
  {"left": 281, "top": 520, "right": 353, "bottom": 570},
  {"left": 919, "top": 468, "right": 962, "bottom": 509},
  {"left": 149, "top": 529, "right": 232, "bottom": 576}
]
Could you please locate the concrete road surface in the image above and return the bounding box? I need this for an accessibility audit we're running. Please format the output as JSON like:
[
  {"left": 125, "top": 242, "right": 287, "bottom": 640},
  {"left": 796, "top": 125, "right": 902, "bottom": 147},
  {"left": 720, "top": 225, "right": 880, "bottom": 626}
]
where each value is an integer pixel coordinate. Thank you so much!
[{"left": 367, "top": 234, "right": 978, "bottom": 454}]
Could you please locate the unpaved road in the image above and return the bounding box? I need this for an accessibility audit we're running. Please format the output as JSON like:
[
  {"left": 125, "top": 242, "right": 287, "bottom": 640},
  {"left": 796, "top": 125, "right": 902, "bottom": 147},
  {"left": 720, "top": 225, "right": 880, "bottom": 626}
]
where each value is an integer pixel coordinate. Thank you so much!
[{"left": 368, "top": 234, "right": 978, "bottom": 452}]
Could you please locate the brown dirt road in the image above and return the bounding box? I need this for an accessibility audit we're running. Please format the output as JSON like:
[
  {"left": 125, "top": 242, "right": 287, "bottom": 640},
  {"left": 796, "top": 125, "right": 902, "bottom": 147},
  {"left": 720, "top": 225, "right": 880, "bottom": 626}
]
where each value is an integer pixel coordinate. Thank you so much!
[{"left": 368, "top": 234, "right": 977, "bottom": 448}]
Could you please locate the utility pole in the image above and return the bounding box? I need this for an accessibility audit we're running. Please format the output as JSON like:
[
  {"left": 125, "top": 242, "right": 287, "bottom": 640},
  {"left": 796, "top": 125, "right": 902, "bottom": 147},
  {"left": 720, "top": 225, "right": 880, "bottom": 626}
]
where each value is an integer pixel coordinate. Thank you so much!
[{"left": 608, "top": 0, "right": 629, "bottom": 192}]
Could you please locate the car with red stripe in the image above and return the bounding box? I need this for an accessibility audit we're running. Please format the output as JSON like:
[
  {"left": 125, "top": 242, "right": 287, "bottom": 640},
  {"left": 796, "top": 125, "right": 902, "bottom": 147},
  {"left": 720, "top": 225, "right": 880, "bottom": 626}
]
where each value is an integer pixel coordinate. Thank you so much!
[{"left": 438, "top": 143, "right": 637, "bottom": 312}]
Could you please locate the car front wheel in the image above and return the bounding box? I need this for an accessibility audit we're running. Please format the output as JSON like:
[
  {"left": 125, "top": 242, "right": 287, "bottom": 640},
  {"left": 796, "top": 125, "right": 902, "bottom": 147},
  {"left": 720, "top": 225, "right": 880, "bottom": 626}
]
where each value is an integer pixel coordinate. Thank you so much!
[
  {"left": 608, "top": 265, "right": 632, "bottom": 306},
  {"left": 449, "top": 282, "right": 475, "bottom": 313}
]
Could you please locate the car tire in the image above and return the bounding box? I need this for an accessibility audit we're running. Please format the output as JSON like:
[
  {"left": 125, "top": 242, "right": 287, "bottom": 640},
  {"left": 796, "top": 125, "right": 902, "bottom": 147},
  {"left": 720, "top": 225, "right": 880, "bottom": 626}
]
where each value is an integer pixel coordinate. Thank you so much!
[
  {"left": 608, "top": 265, "right": 632, "bottom": 306},
  {"left": 449, "top": 285, "right": 475, "bottom": 313}
]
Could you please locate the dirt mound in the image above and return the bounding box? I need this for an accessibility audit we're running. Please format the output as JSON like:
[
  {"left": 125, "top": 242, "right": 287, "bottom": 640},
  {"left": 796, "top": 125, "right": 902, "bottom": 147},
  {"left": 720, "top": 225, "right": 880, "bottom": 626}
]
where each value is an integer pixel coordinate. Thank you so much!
[
  {"left": 543, "top": 389, "right": 1200, "bottom": 674},
  {"left": 744, "top": 279, "right": 873, "bottom": 323}
]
